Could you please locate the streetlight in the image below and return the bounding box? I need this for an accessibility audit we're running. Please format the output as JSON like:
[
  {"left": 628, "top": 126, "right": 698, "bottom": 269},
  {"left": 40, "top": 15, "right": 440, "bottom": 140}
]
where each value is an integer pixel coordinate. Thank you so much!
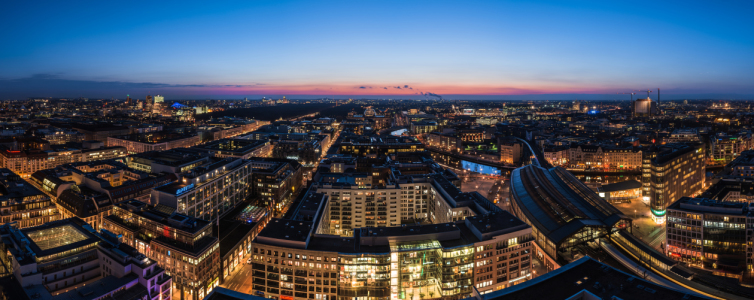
[{"left": 634, "top": 209, "right": 637, "bottom": 219}]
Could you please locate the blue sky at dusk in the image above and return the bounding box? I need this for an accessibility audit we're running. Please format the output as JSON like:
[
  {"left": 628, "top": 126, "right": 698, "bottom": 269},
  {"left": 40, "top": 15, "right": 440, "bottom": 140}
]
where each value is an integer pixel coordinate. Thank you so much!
[{"left": 1, "top": 0, "right": 753, "bottom": 99}]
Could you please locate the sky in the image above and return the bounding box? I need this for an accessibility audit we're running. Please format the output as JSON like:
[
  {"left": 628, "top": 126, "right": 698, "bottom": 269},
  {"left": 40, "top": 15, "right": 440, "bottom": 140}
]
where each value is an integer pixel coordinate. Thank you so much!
[{"left": 1, "top": 0, "right": 753, "bottom": 100}]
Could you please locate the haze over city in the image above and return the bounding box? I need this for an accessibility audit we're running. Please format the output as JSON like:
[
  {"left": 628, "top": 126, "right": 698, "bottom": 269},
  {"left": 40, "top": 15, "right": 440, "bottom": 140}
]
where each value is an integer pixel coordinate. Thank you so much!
[{"left": 2, "top": 0, "right": 753, "bottom": 99}]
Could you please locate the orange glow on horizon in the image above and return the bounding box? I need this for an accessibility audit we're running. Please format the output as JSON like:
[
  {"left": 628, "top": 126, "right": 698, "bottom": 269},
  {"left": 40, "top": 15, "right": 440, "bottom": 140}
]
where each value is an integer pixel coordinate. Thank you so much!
[{"left": 185, "top": 83, "right": 617, "bottom": 96}]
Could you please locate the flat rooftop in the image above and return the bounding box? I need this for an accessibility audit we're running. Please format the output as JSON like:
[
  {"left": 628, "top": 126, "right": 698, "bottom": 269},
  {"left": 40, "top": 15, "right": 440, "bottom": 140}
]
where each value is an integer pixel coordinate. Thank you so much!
[
  {"left": 20, "top": 218, "right": 101, "bottom": 258},
  {"left": 27, "top": 224, "right": 89, "bottom": 251}
]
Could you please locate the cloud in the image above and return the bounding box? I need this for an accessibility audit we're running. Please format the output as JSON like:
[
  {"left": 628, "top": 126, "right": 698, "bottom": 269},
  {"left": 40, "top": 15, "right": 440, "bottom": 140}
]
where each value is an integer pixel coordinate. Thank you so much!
[
  {"left": 0, "top": 74, "right": 267, "bottom": 99},
  {"left": 359, "top": 86, "right": 367, "bottom": 89},
  {"left": 404, "top": 85, "right": 409, "bottom": 88},
  {"left": 394, "top": 86, "right": 401, "bottom": 89},
  {"left": 383, "top": 87, "right": 388, "bottom": 89}
]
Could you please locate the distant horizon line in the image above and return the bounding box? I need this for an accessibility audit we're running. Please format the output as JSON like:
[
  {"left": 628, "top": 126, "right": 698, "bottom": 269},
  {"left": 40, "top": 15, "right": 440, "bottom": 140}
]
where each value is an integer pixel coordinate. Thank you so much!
[{"left": 5, "top": 94, "right": 754, "bottom": 101}]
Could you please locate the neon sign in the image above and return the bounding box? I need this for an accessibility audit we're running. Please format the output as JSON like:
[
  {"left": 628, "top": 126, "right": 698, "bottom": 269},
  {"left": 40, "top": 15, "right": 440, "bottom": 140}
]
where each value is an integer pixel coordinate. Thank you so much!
[{"left": 176, "top": 183, "right": 195, "bottom": 195}]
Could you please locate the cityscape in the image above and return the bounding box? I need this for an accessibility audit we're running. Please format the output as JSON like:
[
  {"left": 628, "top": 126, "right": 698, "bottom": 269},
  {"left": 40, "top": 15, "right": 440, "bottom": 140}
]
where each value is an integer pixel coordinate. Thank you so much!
[{"left": 1, "top": 2, "right": 754, "bottom": 300}]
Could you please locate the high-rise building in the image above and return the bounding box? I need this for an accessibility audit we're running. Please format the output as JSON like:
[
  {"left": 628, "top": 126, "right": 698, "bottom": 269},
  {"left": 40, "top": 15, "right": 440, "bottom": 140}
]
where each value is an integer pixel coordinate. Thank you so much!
[
  {"left": 154, "top": 94, "right": 164, "bottom": 103},
  {"left": 642, "top": 143, "right": 705, "bottom": 223}
]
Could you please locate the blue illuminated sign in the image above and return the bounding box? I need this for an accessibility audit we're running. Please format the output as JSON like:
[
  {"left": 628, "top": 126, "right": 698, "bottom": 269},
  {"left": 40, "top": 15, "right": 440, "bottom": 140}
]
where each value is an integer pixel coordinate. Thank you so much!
[
  {"left": 461, "top": 160, "right": 501, "bottom": 176},
  {"left": 176, "top": 183, "right": 195, "bottom": 195}
]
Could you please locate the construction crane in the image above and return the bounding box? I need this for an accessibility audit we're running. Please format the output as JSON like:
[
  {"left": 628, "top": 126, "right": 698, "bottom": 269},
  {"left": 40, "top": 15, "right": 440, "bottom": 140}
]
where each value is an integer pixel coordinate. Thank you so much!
[
  {"left": 617, "top": 92, "right": 636, "bottom": 101},
  {"left": 634, "top": 90, "right": 653, "bottom": 98}
]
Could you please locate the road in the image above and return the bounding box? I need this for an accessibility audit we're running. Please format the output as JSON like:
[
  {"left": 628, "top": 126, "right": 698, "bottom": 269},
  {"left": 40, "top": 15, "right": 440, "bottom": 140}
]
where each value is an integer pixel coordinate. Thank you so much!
[{"left": 222, "top": 262, "right": 257, "bottom": 294}]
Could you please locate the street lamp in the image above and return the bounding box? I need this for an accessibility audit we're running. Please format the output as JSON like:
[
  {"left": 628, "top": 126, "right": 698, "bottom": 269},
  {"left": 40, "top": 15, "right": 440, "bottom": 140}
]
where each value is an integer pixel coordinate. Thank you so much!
[{"left": 634, "top": 209, "right": 637, "bottom": 219}]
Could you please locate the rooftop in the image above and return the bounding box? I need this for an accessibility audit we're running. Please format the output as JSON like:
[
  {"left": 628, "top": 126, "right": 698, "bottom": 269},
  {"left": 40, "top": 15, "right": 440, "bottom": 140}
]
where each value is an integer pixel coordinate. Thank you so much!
[
  {"left": 480, "top": 256, "right": 707, "bottom": 300},
  {"left": 510, "top": 165, "right": 628, "bottom": 244}
]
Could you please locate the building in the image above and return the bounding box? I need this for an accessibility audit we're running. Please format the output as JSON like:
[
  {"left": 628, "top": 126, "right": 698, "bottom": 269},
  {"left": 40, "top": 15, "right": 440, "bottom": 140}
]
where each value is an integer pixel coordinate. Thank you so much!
[
  {"left": 249, "top": 189, "right": 534, "bottom": 300},
  {"left": 0, "top": 168, "right": 59, "bottom": 228},
  {"left": 0, "top": 144, "right": 126, "bottom": 178},
  {"left": 542, "top": 145, "right": 568, "bottom": 167},
  {"left": 192, "top": 139, "right": 271, "bottom": 160},
  {"left": 497, "top": 137, "right": 523, "bottom": 165},
  {"left": 126, "top": 149, "right": 211, "bottom": 175},
  {"left": 567, "top": 145, "right": 642, "bottom": 170},
  {"left": 643, "top": 143, "right": 706, "bottom": 224},
  {"left": 338, "top": 135, "right": 424, "bottom": 157},
  {"left": 35, "top": 127, "right": 86, "bottom": 145},
  {"left": 667, "top": 128, "right": 701, "bottom": 143},
  {"left": 633, "top": 97, "right": 659, "bottom": 117},
  {"left": 72, "top": 124, "right": 131, "bottom": 143},
  {"left": 509, "top": 165, "right": 631, "bottom": 271},
  {"left": 666, "top": 197, "right": 747, "bottom": 278},
  {"left": 426, "top": 133, "right": 461, "bottom": 152},
  {"left": 710, "top": 133, "right": 751, "bottom": 164},
  {"left": 102, "top": 200, "right": 218, "bottom": 300},
  {"left": 107, "top": 131, "right": 201, "bottom": 154},
  {"left": 246, "top": 158, "right": 303, "bottom": 213},
  {"left": 410, "top": 120, "right": 438, "bottom": 135},
  {"left": 0, "top": 218, "right": 171, "bottom": 300},
  {"left": 474, "top": 256, "right": 706, "bottom": 300},
  {"left": 29, "top": 160, "right": 177, "bottom": 230},
  {"left": 152, "top": 157, "right": 254, "bottom": 223},
  {"left": 597, "top": 180, "right": 642, "bottom": 203}
]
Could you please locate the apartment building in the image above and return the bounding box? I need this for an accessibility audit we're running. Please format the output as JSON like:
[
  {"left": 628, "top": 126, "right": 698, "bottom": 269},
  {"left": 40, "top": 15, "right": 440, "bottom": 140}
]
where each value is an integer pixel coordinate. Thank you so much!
[{"left": 102, "top": 200, "right": 218, "bottom": 300}]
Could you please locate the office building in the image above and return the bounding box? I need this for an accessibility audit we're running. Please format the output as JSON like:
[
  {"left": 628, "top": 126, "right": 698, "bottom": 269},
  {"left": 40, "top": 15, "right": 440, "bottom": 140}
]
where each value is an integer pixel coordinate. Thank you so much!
[
  {"left": 642, "top": 143, "right": 705, "bottom": 223},
  {"left": 249, "top": 189, "right": 533, "bottom": 300},
  {"left": 666, "top": 197, "right": 747, "bottom": 278},
  {"left": 152, "top": 157, "right": 253, "bottom": 223},
  {"left": 103, "top": 200, "right": 218, "bottom": 300},
  {"left": 126, "top": 148, "right": 210, "bottom": 174}
]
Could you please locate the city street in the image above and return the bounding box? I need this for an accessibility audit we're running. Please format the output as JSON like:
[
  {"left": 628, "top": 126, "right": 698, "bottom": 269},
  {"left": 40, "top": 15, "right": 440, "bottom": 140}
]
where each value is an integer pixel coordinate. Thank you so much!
[{"left": 222, "top": 262, "right": 256, "bottom": 295}]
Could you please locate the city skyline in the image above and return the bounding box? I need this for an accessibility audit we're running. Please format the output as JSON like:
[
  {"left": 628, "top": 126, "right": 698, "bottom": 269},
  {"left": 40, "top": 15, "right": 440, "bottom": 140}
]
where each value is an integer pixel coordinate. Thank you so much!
[{"left": 2, "top": 0, "right": 754, "bottom": 99}]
